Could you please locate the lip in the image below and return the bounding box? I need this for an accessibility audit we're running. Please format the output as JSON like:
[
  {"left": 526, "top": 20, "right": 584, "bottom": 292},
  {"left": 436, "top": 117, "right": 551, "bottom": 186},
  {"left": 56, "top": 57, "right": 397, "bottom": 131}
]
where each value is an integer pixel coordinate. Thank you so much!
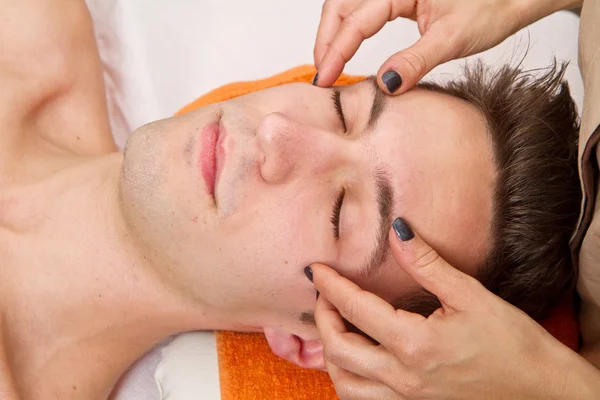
[
  {"left": 199, "top": 121, "right": 221, "bottom": 198},
  {"left": 214, "top": 123, "right": 227, "bottom": 193}
]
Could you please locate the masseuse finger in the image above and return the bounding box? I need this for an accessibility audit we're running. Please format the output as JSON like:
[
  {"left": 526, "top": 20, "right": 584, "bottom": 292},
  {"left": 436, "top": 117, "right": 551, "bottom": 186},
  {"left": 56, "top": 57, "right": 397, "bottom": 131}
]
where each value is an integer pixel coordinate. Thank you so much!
[
  {"left": 389, "top": 217, "right": 486, "bottom": 310},
  {"left": 312, "top": 263, "right": 423, "bottom": 348},
  {"left": 314, "top": 0, "right": 362, "bottom": 69},
  {"left": 327, "top": 362, "right": 405, "bottom": 400},
  {"left": 315, "top": 293, "right": 397, "bottom": 382},
  {"left": 376, "top": 23, "right": 456, "bottom": 94},
  {"left": 315, "top": 0, "right": 390, "bottom": 86},
  {"left": 316, "top": 0, "right": 417, "bottom": 87}
]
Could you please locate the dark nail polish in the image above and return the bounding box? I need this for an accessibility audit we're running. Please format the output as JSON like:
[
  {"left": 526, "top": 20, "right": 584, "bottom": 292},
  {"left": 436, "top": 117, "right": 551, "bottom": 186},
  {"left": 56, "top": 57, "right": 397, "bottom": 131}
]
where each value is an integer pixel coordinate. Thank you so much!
[
  {"left": 304, "top": 266, "right": 314, "bottom": 282},
  {"left": 316, "top": 290, "right": 320, "bottom": 300},
  {"left": 393, "top": 217, "right": 414, "bottom": 242},
  {"left": 312, "top": 72, "right": 319, "bottom": 86},
  {"left": 382, "top": 70, "right": 402, "bottom": 93}
]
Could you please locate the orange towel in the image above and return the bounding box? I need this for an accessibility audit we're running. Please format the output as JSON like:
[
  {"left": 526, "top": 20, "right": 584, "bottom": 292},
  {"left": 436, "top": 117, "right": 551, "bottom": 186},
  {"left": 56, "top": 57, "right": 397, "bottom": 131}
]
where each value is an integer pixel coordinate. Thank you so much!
[{"left": 176, "top": 65, "right": 579, "bottom": 400}]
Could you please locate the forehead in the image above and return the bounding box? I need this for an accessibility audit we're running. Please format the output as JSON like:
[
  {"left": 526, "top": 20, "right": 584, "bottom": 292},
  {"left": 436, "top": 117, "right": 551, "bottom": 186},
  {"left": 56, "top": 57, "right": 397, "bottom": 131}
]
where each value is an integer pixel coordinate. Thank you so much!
[{"left": 345, "top": 82, "right": 496, "bottom": 297}]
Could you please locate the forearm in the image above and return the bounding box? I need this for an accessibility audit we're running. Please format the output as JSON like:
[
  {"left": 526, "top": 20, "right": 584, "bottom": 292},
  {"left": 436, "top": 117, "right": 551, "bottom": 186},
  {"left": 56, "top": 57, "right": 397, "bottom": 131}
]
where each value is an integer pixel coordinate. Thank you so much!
[
  {"left": 567, "top": 360, "right": 600, "bottom": 399},
  {"left": 554, "top": 342, "right": 600, "bottom": 400}
]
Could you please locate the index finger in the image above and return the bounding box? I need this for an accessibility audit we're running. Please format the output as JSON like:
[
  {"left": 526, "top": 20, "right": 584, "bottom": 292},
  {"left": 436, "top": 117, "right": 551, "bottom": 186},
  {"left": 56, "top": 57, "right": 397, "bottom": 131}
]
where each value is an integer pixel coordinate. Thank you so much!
[
  {"left": 316, "top": 0, "right": 392, "bottom": 87},
  {"left": 311, "top": 263, "right": 424, "bottom": 349},
  {"left": 314, "top": 0, "right": 358, "bottom": 69}
]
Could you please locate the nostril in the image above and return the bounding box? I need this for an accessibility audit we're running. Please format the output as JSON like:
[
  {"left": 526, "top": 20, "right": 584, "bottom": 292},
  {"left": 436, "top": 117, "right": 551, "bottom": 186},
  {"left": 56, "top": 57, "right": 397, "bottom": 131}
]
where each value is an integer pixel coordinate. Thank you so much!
[{"left": 256, "top": 152, "right": 267, "bottom": 182}]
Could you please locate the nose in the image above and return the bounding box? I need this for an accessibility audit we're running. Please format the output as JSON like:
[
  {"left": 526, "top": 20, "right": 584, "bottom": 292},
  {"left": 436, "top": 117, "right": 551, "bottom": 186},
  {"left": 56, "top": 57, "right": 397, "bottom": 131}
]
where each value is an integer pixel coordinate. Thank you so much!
[{"left": 256, "top": 112, "right": 340, "bottom": 184}]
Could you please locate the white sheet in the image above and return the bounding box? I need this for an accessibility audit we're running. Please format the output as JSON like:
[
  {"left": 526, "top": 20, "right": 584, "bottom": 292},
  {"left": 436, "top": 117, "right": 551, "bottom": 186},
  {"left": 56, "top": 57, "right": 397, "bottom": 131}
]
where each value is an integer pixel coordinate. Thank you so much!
[
  {"left": 85, "top": 2, "right": 582, "bottom": 399},
  {"left": 110, "top": 342, "right": 165, "bottom": 400},
  {"left": 155, "top": 332, "right": 221, "bottom": 400}
]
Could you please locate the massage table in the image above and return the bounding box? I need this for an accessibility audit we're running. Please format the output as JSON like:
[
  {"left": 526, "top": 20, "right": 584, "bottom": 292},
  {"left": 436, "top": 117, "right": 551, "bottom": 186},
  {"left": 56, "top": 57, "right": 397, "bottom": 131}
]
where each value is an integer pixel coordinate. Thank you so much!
[{"left": 84, "top": 1, "right": 583, "bottom": 399}]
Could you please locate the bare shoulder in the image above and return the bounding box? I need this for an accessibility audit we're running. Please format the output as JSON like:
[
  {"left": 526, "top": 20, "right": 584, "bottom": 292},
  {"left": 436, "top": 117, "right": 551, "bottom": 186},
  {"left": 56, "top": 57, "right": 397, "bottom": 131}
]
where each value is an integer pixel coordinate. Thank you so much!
[{"left": 0, "top": 0, "right": 116, "bottom": 161}]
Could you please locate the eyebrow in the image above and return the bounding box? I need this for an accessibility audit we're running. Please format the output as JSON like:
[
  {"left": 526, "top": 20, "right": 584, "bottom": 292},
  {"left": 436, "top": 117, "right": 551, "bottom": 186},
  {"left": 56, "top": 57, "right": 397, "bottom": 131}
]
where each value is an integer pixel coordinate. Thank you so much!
[
  {"left": 358, "top": 167, "right": 395, "bottom": 279},
  {"left": 365, "top": 76, "right": 387, "bottom": 132}
]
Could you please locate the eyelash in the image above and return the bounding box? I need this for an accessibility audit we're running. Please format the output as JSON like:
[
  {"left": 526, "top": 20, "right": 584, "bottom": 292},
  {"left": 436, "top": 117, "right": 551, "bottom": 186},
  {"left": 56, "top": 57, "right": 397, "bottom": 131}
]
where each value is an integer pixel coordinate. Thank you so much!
[
  {"left": 330, "top": 188, "right": 345, "bottom": 239},
  {"left": 332, "top": 90, "right": 348, "bottom": 133}
]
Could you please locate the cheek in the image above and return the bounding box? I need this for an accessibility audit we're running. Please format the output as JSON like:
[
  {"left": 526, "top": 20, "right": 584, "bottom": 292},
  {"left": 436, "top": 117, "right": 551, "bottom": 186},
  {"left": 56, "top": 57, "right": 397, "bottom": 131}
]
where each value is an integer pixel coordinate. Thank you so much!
[
  {"left": 222, "top": 194, "right": 332, "bottom": 292},
  {"left": 225, "top": 219, "right": 317, "bottom": 311},
  {"left": 230, "top": 203, "right": 309, "bottom": 269}
]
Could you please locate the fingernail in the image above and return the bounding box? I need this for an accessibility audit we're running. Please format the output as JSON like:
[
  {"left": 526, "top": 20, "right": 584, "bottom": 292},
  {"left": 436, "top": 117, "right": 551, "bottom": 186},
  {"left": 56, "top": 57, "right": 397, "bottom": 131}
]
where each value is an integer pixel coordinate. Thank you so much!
[
  {"left": 304, "top": 266, "right": 314, "bottom": 282},
  {"left": 393, "top": 217, "right": 414, "bottom": 242},
  {"left": 382, "top": 70, "right": 402, "bottom": 93},
  {"left": 316, "top": 290, "right": 320, "bottom": 300},
  {"left": 312, "top": 72, "right": 319, "bottom": 86}
]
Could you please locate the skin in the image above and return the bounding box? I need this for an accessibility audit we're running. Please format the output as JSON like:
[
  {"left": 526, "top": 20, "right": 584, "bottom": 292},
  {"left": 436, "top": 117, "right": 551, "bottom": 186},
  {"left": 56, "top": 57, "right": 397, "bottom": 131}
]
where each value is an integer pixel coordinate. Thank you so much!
[{"left": 0, "top": 0, "right": 495, "bottom": 398}]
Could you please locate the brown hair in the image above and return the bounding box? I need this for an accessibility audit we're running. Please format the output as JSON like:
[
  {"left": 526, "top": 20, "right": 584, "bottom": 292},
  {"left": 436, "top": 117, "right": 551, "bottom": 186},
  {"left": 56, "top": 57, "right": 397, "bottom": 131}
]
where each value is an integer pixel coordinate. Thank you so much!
[{"left": 394, "top": 59, "right": 581, "bottom": 320}]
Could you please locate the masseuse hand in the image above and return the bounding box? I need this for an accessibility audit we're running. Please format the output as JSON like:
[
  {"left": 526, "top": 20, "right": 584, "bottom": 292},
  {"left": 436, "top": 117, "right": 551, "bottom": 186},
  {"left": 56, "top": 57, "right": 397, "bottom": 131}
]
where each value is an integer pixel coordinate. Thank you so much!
[
  {"left": 313, "top": 0, "right": 578, "bottom": 94},
  {"left": 311, "top": 218, "right": 599, "bottom": 400}
]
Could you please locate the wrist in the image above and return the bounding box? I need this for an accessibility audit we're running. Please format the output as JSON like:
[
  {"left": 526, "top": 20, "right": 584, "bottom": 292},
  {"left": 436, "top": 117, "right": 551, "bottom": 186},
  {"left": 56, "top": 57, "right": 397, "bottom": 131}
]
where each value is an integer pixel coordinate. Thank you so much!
[{"left": 551, "top": 341, "right": 600, "bottom": 400}]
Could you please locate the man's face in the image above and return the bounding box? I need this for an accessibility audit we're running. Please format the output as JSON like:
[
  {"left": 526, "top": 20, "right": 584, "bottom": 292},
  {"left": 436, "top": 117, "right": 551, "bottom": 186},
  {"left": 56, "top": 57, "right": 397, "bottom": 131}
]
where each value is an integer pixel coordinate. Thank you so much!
[{"left": 120, "top": 79, "right": 495, "bottom": 339}]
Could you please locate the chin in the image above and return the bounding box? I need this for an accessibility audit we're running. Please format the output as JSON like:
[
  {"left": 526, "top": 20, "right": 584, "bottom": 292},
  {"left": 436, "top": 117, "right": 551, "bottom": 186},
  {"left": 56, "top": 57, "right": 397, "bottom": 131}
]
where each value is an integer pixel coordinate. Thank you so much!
[{"left": 119, "top": 126, "right": 175, "bottom": 253}]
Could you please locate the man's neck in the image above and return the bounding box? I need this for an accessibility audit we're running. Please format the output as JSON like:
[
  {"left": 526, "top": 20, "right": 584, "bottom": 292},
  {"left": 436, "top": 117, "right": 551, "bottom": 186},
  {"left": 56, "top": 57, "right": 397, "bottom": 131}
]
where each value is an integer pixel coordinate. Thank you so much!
[{"left": 1, "top": 153, "right": 232, "bottom": 399}]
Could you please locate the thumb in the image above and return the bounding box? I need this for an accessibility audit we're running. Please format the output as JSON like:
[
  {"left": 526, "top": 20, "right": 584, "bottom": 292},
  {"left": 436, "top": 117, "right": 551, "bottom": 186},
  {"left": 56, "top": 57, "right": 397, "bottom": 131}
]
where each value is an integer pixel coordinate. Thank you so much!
[
  {"left": 389, "top": 217, "right": 482, "bottom": 310},
  {"left": 377, "top": 26, "right": 455, "bottom": 95}
]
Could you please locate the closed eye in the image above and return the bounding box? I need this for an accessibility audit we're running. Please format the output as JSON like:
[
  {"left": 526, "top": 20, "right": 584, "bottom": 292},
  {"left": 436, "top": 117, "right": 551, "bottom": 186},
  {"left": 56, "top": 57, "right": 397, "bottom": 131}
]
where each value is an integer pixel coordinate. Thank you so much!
[
  {"left": 330, "top": 188, "right": 345, "bottom": 239},
  {"left": 332, "top": 89, "right": 347, "bottom": 133}
]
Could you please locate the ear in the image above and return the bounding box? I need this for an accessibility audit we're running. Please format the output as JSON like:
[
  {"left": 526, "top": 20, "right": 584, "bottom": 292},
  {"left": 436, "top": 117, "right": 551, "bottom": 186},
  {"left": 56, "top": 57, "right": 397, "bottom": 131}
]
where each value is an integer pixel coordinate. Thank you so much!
[{"left": 263, "top": 328, "right": 325, "bottom": 370}]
